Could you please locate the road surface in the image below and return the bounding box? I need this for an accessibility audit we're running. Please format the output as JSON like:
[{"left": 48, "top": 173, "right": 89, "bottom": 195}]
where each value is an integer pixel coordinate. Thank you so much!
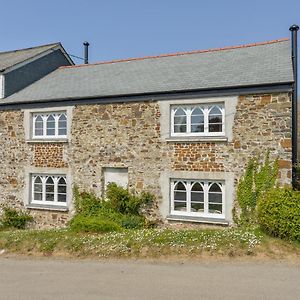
[{"left": 0, "top": 257, "right": 300, "bottom": 300}]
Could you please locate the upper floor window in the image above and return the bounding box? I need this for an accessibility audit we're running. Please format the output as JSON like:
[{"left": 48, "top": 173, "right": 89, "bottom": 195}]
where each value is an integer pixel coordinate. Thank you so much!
[
  {"left": 31, "top": 174, "right": 67, "bottom": 206},
  {"left": 171, "top": 180, "right": 224, "bottom": 218},
  {"left": 171, "top": 104, "right": 224, "bottom": 136},
  {"left": 32, "top": 112, "right": 67, "bottom": 139}
]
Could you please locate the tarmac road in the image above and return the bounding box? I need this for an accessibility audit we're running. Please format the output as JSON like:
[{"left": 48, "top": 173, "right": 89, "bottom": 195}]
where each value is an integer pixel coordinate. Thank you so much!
[{"left": 0, "top": 257, "right": 300, "bottom": 300}]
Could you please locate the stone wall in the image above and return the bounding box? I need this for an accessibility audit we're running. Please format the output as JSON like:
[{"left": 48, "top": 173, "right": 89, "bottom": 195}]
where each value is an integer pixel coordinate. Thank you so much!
[{"left": 0, "top": 92, "right": 292, "bottom": 228}]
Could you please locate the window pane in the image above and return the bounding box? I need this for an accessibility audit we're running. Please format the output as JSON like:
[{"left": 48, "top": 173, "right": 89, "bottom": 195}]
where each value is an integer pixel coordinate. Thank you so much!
[
  {"left": 191, "top": 192, "right": 204, "bottom": 202},
  {"left": 174, "top": 115, "right": 187, "bottom": 125},
  {"left": 191, "top": 202, "right": 204, "bottom": 212},
  {"left": 34, "top": 116, "right": 44, "bottom": 136},
  {"left": 58, "top": 194, "right": 67, "bottom": 202},
  {"left": 209, "top": 183, "right": 222, "bottom": 192},
  {"left": 174, "top": 124, "right": 187, "bottom": 133},
  {"left": 46, "top": 177, "right": 54, "bottom": 193},
  {"left": 58, "top": 128, "right": 67, "bottom": 136},
  {"left": 46, "top": 193, "right": 54, "bottom": 201},
  {"left": 208, "top": 204, "right": 222, "bottom": 214},
  {"left": 209, "top": 124, "right": 222, "bottom": 132},
  {"left": 191, "top": 115, "right": 204, "bottom": 124},
  {"left": 174, "top": 201, "right": 186, "bottom": 211},
  {"left": 174, "top": 182, "right": 186, "bottom": 190},
  {"left": 191, "top": 124, "right": 204, "bottom": 133},
  {"left": 58, "top": 114, "right": 67, "bottom": 136},
  {"left": 34, "top": 192, "right": 42, "bottom": 201},
  {"left": 34, "top": 184, "right": 43, "bottom": 193},
  {"left": 174, "top": 108, "right": 186, "bottom": 116},
  {"left": 191, "top": 182, "right": 203, "bottom": 192},
  {"left": 208, "top": 193, "right": 222, "bottom": 204},
  {"left": 46, "top": 115, "right": 55, "bottom": 136},
  {"left": 209, "top": 106, "right": 222, "bottom": 115}
]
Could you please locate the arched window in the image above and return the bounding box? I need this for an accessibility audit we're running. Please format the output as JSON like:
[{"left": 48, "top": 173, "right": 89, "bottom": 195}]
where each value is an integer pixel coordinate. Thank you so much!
[
  {"left": 58, "top": 114, "right": 67, "bottom": 136},
  {"left": 191, "top": 107, "right": 204, "bottom": 133},
  {"left": 173, "top": 108, "right": 187, "bottom": 133},
  {"left": 208, "top": 106, "right": 223, "bottom": 132},
  {"left": 46, "top": 115, "right": 55, "bottom": 136},
  {"left": 34, "top": 115, "right": 44, "bottom": 136},
  {"left": 208, "top": 182, "right": 223, "bottom": 214},
  {"left": 191, "top": 182, "right": 204, "bottom": 212},
  {"left": 173, "top": 181, "right": 187, "bottom": 211},
  {"left": 57, "top": 177, "right": 67, "bottom": 202},
  {"left": 45, "top": 176, "right": 55, "bottom": 201},
  {"left": 33, "top": 176, "right": 43, "bottom": 201}
]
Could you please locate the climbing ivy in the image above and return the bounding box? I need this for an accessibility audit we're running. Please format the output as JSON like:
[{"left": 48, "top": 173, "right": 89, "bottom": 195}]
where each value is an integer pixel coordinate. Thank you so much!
[{"left": 234, "top": 152, "right": 278, "bottom": 225}]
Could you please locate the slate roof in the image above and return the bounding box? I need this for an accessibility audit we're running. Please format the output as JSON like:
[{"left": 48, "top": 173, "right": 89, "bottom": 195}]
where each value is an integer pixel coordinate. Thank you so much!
[
  {"left": 0, "top": 43, "right": 62, "bottom": 72},
  {"left": 3, "top": 38, "right": 294, "bottom": 104}
]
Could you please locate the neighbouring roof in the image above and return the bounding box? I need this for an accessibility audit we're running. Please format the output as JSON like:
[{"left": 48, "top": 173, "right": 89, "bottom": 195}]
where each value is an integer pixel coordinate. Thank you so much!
[
  {"left": 0, "top": 43, "right": 66, "bottom": 72},
  {"left": 3, "top": 38, "right": 294, "bottom": 104}
]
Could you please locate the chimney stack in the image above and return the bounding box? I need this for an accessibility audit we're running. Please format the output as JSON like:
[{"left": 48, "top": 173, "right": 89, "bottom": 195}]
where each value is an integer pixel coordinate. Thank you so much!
[{"left": 83, "top": 41, "right": 90, "bottom": 64}]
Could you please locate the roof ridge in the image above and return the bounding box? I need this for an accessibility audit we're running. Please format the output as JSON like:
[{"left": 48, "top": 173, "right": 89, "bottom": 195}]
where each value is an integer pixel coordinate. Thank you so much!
[
  {"left": 0, "top": 42, "right": 60, "bottom": 55},
  {"left": 59, "top": 38, "right": 290, "bottom": 70}
]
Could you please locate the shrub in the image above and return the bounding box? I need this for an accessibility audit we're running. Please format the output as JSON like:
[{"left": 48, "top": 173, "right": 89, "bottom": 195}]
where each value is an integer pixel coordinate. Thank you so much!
[
  {"left": 106, "top": 183, "right": 153, "bottom": 215},
  {"left": 0, "top": 207, "right": 33, "bottom": 229},
  {"left": 235, "top": 152, "right": 278, "bottom": 225},
  {"left": 69, "top": 215, "right": 122, "bottom": 233},
  {"left": 257, "top": 188, "right": 300, "bottom": 241},
  {"left": 120, "top": 215, "right": 145, "bottom": 229},
  {"left": 73, "top": 187, "right": 102, "bottom": 216}
]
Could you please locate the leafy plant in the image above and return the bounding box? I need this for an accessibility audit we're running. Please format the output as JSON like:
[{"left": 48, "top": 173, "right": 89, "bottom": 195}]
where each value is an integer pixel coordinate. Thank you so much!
[
  {"left": 106, "top": 183, "right": 153, "bottom": 215},
  {"left": 70, "top": 185, "right": 156, "bottom": 232},
  {"left": 73, "top": 187, "right": 102, "bottom": 216},
  {"left": 69, "top": 215, "right": 122, "bottom": 233},
  {"left": 0, "top": 207, "right": 33, "bottom": 229},
  {"left": 235, "top": 152, "right": 278, "bottom": 225},
  {"left": 257, "top": 188, "right": 300, "bottom": 241}
]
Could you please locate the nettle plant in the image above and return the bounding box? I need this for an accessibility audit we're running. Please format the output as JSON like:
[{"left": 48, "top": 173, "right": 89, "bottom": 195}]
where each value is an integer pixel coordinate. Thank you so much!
[{"left": 233, "top": 152, "right": 278, "bottom": 225}]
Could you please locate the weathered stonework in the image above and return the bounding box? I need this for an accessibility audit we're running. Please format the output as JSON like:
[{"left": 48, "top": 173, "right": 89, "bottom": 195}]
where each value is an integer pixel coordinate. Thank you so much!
[
  {"left": 0, "top": 92, "right": 292, "bottom": 228},
  {"left": 34, "top": 143, "right": 68, "bottom": 168},
  {"left": 172, "top": 142, "right": 225, "bottom": 171}
]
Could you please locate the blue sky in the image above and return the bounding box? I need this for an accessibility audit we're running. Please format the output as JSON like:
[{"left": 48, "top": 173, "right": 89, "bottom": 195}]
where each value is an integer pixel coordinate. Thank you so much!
[{"left": 1, "top": 0, "right": 300, "bottom": 64}]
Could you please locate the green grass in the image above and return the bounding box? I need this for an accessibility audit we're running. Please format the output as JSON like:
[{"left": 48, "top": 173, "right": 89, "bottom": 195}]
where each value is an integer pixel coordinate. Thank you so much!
[
  {"left": 0, "top": 227, "right": 264, "bottom": 258},
  {"left": 0, "top": 227, "right": 299, "bottom": 259}
]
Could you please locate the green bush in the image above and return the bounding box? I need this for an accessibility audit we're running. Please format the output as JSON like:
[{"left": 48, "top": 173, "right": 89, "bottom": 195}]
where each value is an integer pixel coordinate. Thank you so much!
[
  {"left": 0, "top": 207, "right": 33, "bottom": 230},
  {"left": 69, "top": 215, "right": 122, "bottom": 233},
  {"left": 70, "top": 185, "right": 156, "bottom": 232},
  {"left": 234, "top": 152, "right": 278, "bottom": 225},
  {"left": 73, "top": 187, "right": 102, "bottom": 216},
  {"left": 120, "top": 215, "right": 145, "bottom": 229},
  {"left": 257, "top": 188, "right": 300, "bottom": 241},
  {"left": 106, "top": 183, "right": 153, "bottom": 215}
]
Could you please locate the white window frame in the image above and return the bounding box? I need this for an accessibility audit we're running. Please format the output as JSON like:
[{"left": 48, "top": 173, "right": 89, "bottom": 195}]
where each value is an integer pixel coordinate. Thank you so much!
[
  {"left": 170, "top": 179, "right": 225, "bottom": 219},
  {"left": 31, "top": 174, "right": 67, "bottom": 207},
  {"left": 32, "top": 111, "right": 67, "bottom": 139},
  {"left": 171, "top": 104, "right": 225, "bottom": 137}
]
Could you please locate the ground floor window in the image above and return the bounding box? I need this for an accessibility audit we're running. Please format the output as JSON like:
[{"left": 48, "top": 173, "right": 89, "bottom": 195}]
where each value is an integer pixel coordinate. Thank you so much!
[
  {"left": 171, "top": 179, "right": 224, "bottom": 218},
  {"left": 31, "top": 174, "right": 67, "bottom": 206}
]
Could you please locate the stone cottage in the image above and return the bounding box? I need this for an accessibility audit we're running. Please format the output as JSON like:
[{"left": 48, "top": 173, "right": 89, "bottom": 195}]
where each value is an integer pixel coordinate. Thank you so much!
[{"left": 0, "top": 38, "right": 294, "bottom": 228}]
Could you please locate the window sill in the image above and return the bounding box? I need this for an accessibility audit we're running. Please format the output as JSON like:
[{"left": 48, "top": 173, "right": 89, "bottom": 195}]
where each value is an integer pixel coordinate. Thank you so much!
[
  {"left": 26, "top": 204, "right": 69, "bottom": 212},
  {"left": 26, "top": 139, "right": 69, "bottom": 144},
  {"left": 165, "top": 136, "right": 228, "bottom": 143},
  {"left": 166, "top": 215, "right": 229, "bottom": 226}
]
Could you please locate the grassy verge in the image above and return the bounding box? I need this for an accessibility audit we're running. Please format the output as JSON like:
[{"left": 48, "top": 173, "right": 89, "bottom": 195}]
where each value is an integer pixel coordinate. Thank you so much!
[{"left": 1, "top": 226, "right": 299, "bottom": 260}]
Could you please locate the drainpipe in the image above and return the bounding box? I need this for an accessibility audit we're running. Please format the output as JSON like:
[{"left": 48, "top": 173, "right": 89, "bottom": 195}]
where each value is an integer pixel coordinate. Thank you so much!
[
  {"left": 83, "top": 41, "right": 90, "bottom": 64},
  {"left": 289, "top": 24, "right": 299, "bottom": 189}
]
